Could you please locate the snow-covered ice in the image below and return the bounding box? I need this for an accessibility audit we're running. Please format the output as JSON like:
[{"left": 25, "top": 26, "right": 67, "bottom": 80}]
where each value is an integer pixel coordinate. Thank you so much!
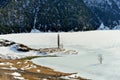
[
  {"left": 0, "top": 33, "right": 58, "bottom": 48},
  {"left": 31, "top": 30, "right": 120, "bottom": 80},
  {"left": 1, "top": 30, "right": 120, "bottom": 80}
]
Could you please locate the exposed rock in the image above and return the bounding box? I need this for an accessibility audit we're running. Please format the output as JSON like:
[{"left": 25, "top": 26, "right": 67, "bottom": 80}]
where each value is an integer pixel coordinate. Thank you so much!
[{"left": 0, "top": 39, "right": 15, "bottom": 47}]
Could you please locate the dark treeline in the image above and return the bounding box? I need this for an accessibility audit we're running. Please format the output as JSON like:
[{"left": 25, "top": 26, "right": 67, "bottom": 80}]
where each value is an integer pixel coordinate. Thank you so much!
[{"left": 0, "top": 0, "right": 100, "bottom": 34}]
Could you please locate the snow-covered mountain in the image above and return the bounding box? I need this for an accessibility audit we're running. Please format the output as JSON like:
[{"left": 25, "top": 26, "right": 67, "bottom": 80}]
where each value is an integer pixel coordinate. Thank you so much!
[{"left": 83, "top": 0, "right": 120, "bottom": 28}]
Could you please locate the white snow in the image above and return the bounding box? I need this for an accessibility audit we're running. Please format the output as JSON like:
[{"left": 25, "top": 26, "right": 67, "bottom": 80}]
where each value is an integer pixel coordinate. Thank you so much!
[
  {"left": 14, "top": 76, "right": 25, "bottom": 80},
  {"left": 17, "top": 62, "right": 21, "bottom": 64},
  {"left": 11, "top": 72, "right": 25, "bottom": 80},
  {"left": 42, "top": 79, "right": 48, "bottom": 80},
  {"left": 0, "top": 33, "right": 57, "bottom": 48},
  {"left": 0, "top": 46, "right": 43, "bottom": 59},
  {"left": 9, "top": 67, "right": 17, "bottom": 70},
  {"left": 60, "top": 74, "right": 79, "bottom": 79},
  {"left": 1, "top": 67, "right": 17, "bottom": 70},
  {"left": 37, "top": 69, "right": 40, "bottom": 72},
  {"left": 1, "top": 31, "right": 120, "bottom": 80},
  {"left": 21, "top": 64, "right": 37, "bottom": 70},
  {"left": 11, "top": 72, "right": 21, "bottom": 76},
  {"left": 30, "top": 30, "right": 120, "bottom": 80},
  {"left": 0, "top": 62, "right": 13, "bottom": 65},
  {"left": 0, "top": 32, "right": 72, "bottom": 59},
  {"left": 30, "top": 29, "right": 41, "bottom": 33},
  {"left": 0, "top": 63, "right": 6, "bottom": 65},
  {"left": 97, "top": 23, "right": 110, "bottom": 30}
]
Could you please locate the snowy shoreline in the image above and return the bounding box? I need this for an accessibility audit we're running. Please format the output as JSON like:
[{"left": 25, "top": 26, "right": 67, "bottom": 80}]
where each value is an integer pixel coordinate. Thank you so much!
[
  {"left": 30, "top": 30, "right": 120, "bottom": 80},
  {"left": 0, "top": 30, "right": 120, "bottom": 80}
]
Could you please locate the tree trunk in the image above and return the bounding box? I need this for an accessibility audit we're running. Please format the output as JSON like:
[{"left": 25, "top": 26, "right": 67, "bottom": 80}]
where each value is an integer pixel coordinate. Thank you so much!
[{"left": 57, "top": 34, "right": 60, "bottom": 49}]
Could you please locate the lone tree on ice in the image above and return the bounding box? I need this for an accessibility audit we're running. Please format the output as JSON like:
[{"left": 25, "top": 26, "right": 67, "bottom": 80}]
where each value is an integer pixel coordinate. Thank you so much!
[
  {"left": 57, "top": 33, "right": 60, "bottom": 49},
  {"left": 98, "top": 54, "right": 103, "bottom": 64}
]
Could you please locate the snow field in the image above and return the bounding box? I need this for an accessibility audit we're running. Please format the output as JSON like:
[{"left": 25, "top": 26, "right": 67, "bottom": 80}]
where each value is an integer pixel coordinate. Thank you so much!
[
  {"left": 30, "top": 30, "right": 120, "bottom": 80},
  {"left": 0, "top": 31, "right": 120, "bottom": 80}
]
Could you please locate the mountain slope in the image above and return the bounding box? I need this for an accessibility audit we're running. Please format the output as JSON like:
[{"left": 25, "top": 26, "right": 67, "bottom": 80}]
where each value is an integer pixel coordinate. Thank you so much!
[
  {"left": 1, "top": 0, "right": 120, "bottom": 33},
  {"left": 113, "top": 0, "right": 120, "bottom": 9},
  {"left": 83, "top": 0, "right": 120, "bottom": 28},
  {"left": 0, "top": 0, "right": 100, "bottom": 33},
  {"left": 0, "top": 0, "right": 10, "bottom": 8}
]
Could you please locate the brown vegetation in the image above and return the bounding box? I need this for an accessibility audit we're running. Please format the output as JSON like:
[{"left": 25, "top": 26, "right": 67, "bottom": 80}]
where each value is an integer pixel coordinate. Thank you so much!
[{"left": 0, "top": 59, "right": 87, "bottom": 80}]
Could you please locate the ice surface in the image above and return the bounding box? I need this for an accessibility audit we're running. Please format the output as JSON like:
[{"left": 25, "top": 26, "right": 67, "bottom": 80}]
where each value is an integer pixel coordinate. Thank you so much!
[
  {"left": 31, "top": 30, "right": 120, "bottom": 80},
  {"left": 1, "top": 31, "right": 120, "bottom": 80}
]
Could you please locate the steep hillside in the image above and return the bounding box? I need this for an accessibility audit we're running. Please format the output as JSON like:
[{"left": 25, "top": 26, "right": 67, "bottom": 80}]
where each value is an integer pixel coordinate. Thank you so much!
[
  {"left": 113, "top": 0, "right": 120, "bottom": 9},
  {"left": 0, "top": 0, "right": 10, "bottom": 8},
  {"left": 1, "top": 0, "right": 120, "bottom": 33},
  {"left": 0, "top": 0, "right": 100, "bottom": 33},
  {"left": 84, "top": 0, "right": 120, "bottom": 29}
]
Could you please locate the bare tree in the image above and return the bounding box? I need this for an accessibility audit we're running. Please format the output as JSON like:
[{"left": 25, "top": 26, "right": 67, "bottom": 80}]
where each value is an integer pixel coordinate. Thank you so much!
[
  {"left": 98, "top": 54, "right": 103, "bottom": 64},
  {"left": 57, "top": 33, "right": 60, "bottom": 49}
]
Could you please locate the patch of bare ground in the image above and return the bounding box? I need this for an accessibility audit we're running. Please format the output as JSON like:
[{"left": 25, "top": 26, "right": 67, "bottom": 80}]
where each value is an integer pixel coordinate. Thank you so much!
[
  {"left": 0, "top": 39, "right": 85, "bottom": 79},
  {"left": 0, "top": 59, "right": 87, "bottom": 80}
]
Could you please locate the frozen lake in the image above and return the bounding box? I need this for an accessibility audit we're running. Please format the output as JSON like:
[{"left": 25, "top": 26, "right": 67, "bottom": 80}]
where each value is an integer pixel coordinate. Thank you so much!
[
  {"left": 1, "top": 31, "right": 120, "bottom": 80},
  {"left": 31, "top": 31, "right": 120, "bottom": 80}
]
